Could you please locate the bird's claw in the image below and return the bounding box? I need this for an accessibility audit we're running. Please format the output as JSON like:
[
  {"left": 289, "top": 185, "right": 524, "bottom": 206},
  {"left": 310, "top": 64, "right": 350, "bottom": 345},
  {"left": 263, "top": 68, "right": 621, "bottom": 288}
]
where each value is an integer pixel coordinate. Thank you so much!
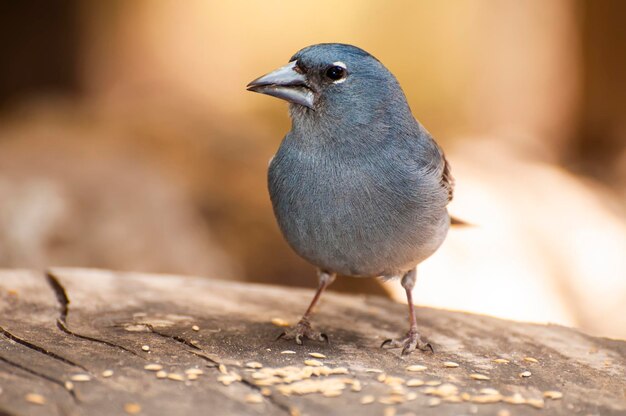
[
  {"left": 381, "top": 330, "right": 433, "bottom": 355},
  {"left": 276, "top": 319, "right": 329, "bottom": 345}
]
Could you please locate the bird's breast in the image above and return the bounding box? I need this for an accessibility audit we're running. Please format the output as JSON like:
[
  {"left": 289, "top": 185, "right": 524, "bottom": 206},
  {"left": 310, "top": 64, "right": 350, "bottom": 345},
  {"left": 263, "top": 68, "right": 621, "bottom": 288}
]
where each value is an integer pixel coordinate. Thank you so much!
[{"left": 268, "top": 142, "right": 448, "bottom": 277}]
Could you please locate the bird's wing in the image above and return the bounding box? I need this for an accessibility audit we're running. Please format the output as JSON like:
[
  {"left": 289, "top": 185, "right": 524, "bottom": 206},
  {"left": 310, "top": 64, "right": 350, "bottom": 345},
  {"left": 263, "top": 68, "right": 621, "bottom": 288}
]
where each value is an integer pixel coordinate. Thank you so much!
[
  {"left": 415, "top": 126, "right": 454, "bottom": 203},
  {"left": 440, "top": 148, "right": 454, "bottom": 202}
]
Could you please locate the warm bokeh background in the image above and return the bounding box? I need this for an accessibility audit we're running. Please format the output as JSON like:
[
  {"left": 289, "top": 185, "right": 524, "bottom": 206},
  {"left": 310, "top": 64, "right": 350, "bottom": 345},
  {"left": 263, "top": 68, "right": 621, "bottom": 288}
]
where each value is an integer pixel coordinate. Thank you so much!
[{"left": 1, "top": 1, "right": 624, "bottom": 338}]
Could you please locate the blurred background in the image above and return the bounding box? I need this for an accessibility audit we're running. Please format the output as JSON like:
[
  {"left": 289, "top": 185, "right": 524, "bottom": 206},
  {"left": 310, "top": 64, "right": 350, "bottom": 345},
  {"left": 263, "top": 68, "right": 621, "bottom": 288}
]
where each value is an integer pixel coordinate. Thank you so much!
[{"left": 0, "top": 1, "right": 624, "bottom": 339}]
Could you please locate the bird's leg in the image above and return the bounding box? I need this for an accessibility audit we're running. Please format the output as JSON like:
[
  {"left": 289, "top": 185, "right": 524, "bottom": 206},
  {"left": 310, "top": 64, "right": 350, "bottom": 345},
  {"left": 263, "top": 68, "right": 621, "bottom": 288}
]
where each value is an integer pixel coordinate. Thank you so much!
[
  {"left": 277, "top": 270, "right": 336, "bottom": 345},
  {"left": 381, "top": 268, "right": 433, "bottom": 355}
]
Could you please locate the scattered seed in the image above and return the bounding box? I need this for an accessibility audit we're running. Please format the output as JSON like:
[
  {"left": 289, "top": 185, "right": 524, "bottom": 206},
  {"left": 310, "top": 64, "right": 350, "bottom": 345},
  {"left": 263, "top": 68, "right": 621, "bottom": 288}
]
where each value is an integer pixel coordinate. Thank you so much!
[
  {"left": 185, "top": 368, "right": 204, "bottom": 375},
  {"left": 377, "top": 374, "right": 387, "bottom": 382},
  {"left": 520, "top": 371, "right": 532, "bottom": 378},
  {"left": 246, "top": 362, "right": 263, "bottom": 369},
  {"left": 25, "top": 393, "right": 46, "bottom": 405},
  {"left": 102, "top": 369, "right": 114, "bottom": 377},
  {"left": 304, "top": 359, "right": 323, "bottom": 367},
  {"left": 248, "top": 364, "right": 350, "bottom": 389},
  {"left": 281, "top": 350, "right": 297, "bottom": 354},
  {"left": 379, "top": 396, "right": 405, "bottom": 405},
  {"left": 254, "top": 377, "right": 283, "bottom": 386},
  {"left": 406, "top": 392, "right": 418, "bottom": 401},
  {"left": 406, "top": 378, "right": 424, "bottom": 387},
  {"left": 425, "top": 380, "right": 442, "bottom": 386},
  {"left": 503, "top": 393, "right": 525, "bottom": 404},
  {"left": 360, "top": 395, "right": 375, "bottom": 405},
  {"left": 383, "top": 376, "right": 405, "bottom": 386},
  {"left": 141, "top": 345, "right": 150, "bottom": 352},
  {"left": 383, "top": 407, "right": 396, "bottom": 416},
  {"left": 389, "top": 385, "right": 405, "bottom": 395},
  {"left": 471, "top": 394, "right": 503, "bottom": 403},
  {"left": 218, "top": 373, "right": 242, "bottom": 386},
  {"left": 479, "top": 388, "right": 500, "bottom": 395},
  {"left": 245, "top": 393, "right": 264, "bottom": 404},
  {"left": 365, "top": 368, "right": 383, "bottom": 373},
  {"left": 277, "top": 377, "right": 347, "bottom": 396},
  {"left": 70, "top": 374, "right": 91, "bottom": 382},
  {"left": 406, "top": 364, "right": 427, "bottom": 372},
  {"left": 252, "top": 371, "right": 271, "bottom": 380},
  {"left": 192, "top": 325, "right": 200, "bottom": 331},
  {"left": 497, "top": 410, "right": 511, "bottom": 416},
  {"left": 144, "top": 364, "right": 163, "bottom": 371},
  {"left": 543, "top": 391, "right": 563, "bottom": 400},
  {"left": 437, "top": 384, "right": 458, "bottom": 396},
  {"left": 425, "top": 383, "right": 458, "bottom": 397},
  {"left": 470, "top": 373, "right": 490, "bottom": 380},
  {"left": 526, "top": 398, "right": 545, "bottom": 409},
  {"left": 331, "top": 367, "right": 349, "bottom": 375},
  {"left": 156, "top": 371, "right": 167, "bottom": 379},
  {"left": 461, "top": 392, "right": 472, "bottom": 401},
  {"left": 271, "top": 318, "right": 290, "bottom": 327},
  {"left": 350, "top": 381, "right": 362, "bottom": 392},
  {"left": 523, "top": 357, "right": 538, "bottom": 363},
  {"left": 443, "top": 395, "right": 463, "bottom": 403},
  {"left": 218, "top": 375, "right": 237, "bottom": 385},
  {"left": 443, "top": 361, "right": 459, "bottom": 368},
  {"left": 493, "top": 358, "right": 509, "bottom": 364},
  {"left": 64, "top": 381, "right": 74, "bottom": 391},
  {"left": 167, "top": 373, "right": 185, "bottom": 381},
  {"left": 428, "top": 397, "right": 441, "bottom": 407},
  {"left": 260, "top": 388, "right": 272, "bottom": 396},
  {"left": 218, "top": 364, "right": 228, "bottom": 374},
  {"left": 308, "top": 352, "right": 326, "bottom": 359},
  {"left": 187, "top": 374, "right": 198, "bottom": 380},
  {"left": 124, "top": 403, "right": 141, "bottom": 414}
]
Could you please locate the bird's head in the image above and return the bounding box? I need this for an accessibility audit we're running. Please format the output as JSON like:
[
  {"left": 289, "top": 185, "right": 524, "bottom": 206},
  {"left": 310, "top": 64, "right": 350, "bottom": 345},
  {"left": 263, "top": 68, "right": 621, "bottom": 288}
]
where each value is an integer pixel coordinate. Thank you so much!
[{"left": 247, "top": 43, "right": 408, "bottom": 125}]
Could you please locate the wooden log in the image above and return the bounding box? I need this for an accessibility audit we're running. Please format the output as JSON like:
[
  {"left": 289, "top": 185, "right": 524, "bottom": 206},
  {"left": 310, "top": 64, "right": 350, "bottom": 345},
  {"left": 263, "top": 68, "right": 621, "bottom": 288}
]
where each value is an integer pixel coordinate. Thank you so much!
[{"left": 0, "top": 268, "right": 624, "bottom": 415}]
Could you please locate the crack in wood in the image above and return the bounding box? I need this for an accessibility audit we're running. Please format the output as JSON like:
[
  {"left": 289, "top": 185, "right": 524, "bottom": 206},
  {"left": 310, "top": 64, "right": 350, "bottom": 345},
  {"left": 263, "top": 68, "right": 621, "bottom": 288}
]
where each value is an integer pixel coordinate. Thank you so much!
[
  {"left": 144, "top": 324, "right": 221, "bottom": 367},
  {"left": 0, "top": 354, "right": 77, "bottom": 401},
  {"left": 45, "top": 272, "right": 70, "bottom": 321},
  {"left": 57, "top": 319, "right": 145, "bottom": 358},
  {"left": 3, "top": 268, "right": 622, "bottom": 415},
  {"left": 145, "top": 324, "right": 204, "bottom": 351},
  {"left": 44, "top": 272, "right": 290, "bottom": 413},
  {"left": 46, "top": 272, "right": 145, "bottom": 359},
  {"left": 0, "top": 326, "right": 87, "bottom": 371},
  {"left": 38, "top": 273, "right": 292, "bottom": 413}
]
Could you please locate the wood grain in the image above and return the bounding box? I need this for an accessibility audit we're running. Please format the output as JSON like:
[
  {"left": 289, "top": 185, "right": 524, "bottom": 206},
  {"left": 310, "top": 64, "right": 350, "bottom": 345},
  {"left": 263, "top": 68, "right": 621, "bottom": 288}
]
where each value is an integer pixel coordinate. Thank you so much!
[{"left": 0, "top": 268, "right": 624, "bottom": 415}]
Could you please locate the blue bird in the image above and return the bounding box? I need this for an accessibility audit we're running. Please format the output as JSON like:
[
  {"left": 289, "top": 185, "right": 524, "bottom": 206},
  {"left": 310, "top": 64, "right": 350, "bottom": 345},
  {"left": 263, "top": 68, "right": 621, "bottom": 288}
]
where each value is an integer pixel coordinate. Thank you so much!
[{"left": 247, "top": 43, "right": 454, "bottom": 355}]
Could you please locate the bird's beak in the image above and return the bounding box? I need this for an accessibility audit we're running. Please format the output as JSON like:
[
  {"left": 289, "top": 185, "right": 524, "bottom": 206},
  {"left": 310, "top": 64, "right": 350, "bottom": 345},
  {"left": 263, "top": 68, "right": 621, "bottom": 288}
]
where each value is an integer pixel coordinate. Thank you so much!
[{"left": 247, "top": 61, "right": 314, "bottom": 109}]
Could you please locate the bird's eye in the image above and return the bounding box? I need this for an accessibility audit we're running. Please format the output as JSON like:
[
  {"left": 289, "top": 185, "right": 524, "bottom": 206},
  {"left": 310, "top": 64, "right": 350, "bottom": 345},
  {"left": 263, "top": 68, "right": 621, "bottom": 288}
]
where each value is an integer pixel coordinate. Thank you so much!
[
  {"left": 325, "top": 65, "right": 346, "bottom": 81},
  {"left": 293, "top": 61, "right": 305, "bottom": 74}
]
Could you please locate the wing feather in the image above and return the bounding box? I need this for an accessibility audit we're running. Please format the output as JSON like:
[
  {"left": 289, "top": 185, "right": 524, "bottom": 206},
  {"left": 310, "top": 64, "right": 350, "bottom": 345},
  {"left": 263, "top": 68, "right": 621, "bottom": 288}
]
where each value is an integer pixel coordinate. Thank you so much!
[{"left": 440, "top": 151, "right": 454, "bottom": 202}]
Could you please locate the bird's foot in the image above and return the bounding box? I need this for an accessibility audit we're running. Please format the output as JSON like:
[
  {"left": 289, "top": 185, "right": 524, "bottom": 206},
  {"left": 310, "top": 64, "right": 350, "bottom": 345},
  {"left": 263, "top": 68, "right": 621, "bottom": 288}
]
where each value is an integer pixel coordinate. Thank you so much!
[
  {"left": 276, "top": 318, "right": 328, "bottom": 345},
  {"left": 381, "top": 329, "right": 433, "bottom": 355}
]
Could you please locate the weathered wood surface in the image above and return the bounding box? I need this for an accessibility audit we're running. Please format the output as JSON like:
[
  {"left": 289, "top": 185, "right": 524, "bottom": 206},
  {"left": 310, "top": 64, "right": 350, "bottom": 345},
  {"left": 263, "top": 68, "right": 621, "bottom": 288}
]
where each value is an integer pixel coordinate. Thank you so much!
[{"left": 0, "top": 268, "right": 624, "bottom": 416}]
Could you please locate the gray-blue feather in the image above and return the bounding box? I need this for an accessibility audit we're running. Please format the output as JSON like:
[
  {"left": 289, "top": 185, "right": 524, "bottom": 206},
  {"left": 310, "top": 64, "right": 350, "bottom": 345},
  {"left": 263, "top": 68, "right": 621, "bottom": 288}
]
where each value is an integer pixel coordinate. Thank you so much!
[{"left": 267, "top": 43, "right": 452, "bottom": 277}]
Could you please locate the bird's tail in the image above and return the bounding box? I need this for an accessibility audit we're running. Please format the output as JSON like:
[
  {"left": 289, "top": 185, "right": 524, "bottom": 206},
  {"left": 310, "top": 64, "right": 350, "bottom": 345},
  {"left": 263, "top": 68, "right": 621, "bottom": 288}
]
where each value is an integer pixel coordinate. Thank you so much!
[{"left": 450, "top": 216, "right": 474, "bottom": 227}]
